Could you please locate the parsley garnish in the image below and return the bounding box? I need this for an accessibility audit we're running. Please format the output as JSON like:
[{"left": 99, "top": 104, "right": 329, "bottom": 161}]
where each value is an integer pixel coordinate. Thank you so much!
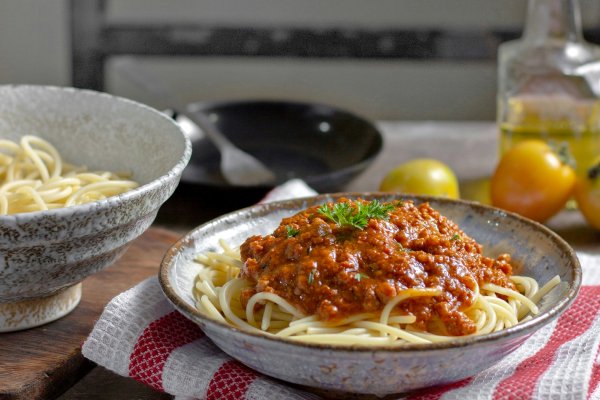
[
  {"left": 308, "top": 269, "right": 316, "bottom": 285},
  {"left": 286, "top": 225, "right": 300, "bottom": 238},
  {"left": 451, "top": 234, "right": 461, "bottom": 241},
  {"left": 397, "top": 242, "right": 410, "bottom": 252},
  {"left": 354, "top": 273, "right": 364, "bottom": 282},
  {"left": 317, "top": 200, "right": 394, "bottom": 230}
]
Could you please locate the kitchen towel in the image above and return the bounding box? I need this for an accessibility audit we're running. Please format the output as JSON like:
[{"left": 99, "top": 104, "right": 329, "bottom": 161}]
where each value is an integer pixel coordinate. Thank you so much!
[{"left": 83, "top": 180, "right": 600, "bottom": 400}]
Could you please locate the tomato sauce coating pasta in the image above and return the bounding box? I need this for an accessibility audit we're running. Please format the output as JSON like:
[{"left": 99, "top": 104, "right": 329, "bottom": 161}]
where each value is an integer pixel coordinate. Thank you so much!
[
  {"left": 241, "top": 200, "right": 515, "bottom": 335},
  {"left": 192, "top": 199, "right": 560, "bottom": 345}
]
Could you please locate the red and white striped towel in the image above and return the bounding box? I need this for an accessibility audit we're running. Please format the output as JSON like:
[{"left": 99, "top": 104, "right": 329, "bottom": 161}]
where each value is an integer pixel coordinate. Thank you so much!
[{"left": 83, "top": 180, "right": 600, "bottom": 399}]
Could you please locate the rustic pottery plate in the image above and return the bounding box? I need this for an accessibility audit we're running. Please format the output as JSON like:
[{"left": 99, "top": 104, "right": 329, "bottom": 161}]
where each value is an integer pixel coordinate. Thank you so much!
[{"left": 159, "top": 193, "right": 580, "bottom": 396}]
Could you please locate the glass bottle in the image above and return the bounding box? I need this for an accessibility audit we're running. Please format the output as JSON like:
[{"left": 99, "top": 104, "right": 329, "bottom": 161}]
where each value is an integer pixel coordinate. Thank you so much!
[{"left": 497, "top": 0, "right": 600, "bottom": 176}]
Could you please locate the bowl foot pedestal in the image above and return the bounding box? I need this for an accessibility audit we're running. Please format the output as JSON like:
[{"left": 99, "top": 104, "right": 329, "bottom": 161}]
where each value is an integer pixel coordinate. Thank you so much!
[{"left": 0, "top": 283, "right": 82, "bottom": 333}]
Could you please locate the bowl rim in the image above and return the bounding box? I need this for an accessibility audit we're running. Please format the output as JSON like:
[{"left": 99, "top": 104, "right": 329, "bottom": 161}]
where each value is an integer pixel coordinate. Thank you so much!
[
  {"left": 0, "top": 84, "right": 192, "bottom": 223},
  {"left": 182, "top": 98, "right": 384, "bottom": 189},
  {"left": 159, "top": 193, "right": 582, "bottom": 352}
]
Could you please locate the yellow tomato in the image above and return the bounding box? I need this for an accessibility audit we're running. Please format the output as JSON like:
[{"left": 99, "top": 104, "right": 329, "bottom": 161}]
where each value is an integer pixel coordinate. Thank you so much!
[
  {"left": 379, "top": 159, "right": 460, "bottom": 199},
  {"left": 490, "top": 140, "right": 576, "bottom": 222},
  {"left": 574, "top": 157, "right": 600, "bottom": 229}
]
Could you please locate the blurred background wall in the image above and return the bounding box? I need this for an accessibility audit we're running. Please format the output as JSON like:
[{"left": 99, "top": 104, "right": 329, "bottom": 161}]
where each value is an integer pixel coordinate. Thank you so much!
[{"left": 1, "top": 0, "right": 600, "bottom": 121}]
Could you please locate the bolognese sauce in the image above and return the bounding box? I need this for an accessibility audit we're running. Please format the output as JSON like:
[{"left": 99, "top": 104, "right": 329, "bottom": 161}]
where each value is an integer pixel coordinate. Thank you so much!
[{"left": 240, "top": 198, "right": 515, "bottom": 336}]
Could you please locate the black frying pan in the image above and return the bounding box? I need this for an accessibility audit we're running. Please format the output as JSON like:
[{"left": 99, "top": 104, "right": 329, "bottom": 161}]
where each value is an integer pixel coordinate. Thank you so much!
[
  {"left": 180, "top": 100, "right": 381, "bottom": 190},
  {"left": 160, "top": 100, "right": 383, "bottom": 221}
]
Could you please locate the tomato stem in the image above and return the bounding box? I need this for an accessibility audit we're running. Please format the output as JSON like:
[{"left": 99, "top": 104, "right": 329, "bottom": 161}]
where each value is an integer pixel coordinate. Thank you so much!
[
  {"left": 588, "top": 161, "right": 600, "bottom": 180},
  {"left": 549, "top": 140, "right": 576, "bottom": 169}
]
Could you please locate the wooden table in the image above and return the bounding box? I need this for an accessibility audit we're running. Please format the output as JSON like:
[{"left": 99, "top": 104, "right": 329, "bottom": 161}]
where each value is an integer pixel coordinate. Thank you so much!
[{"left": 45, "top": 121, "right": 599, "bottom": 398}]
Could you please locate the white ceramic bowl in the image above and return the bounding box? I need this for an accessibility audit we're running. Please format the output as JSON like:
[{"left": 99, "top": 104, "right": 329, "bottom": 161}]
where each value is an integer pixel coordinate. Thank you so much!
[
  {"left": 0, "top": 85, "right": 191, "bottom": 332},
  {"left": 160, "top": 193, "right": 581, "bottom": 396}
]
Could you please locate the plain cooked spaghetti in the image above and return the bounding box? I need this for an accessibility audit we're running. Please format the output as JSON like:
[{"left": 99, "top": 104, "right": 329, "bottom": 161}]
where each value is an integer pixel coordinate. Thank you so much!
[
  {"left": 192, "top": 199, "right": 561, "bottom": 345},
  {"left": 0, "top": 135, "right": 138, "bottom": 215}
]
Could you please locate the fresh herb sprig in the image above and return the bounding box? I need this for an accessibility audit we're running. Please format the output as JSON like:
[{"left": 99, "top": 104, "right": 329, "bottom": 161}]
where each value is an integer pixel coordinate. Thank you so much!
[
  {"left": 286, "top": 225, "right": 300, "bottom": 238},
  {"left": 308, "top": 269, "right": 316, "bottom": 285},
  {"left": 317, "top": 200, "right": 394, "bottom": 230},
  {"left": 397, "top": 242, "right": 410, "bottom": 252}
]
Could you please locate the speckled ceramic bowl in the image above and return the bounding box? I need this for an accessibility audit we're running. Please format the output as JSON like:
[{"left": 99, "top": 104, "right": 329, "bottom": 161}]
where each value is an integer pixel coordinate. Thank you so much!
[
  {"left": 0, "top": 85, "right": 191, "bottom": 332},
  {"left": 160, "top": 193, "right": 581, "bottom": 396}
]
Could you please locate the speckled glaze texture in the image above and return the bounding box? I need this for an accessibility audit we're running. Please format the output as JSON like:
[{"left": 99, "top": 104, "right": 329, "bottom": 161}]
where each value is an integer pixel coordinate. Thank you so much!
[
  {"left": 160, "top": 193, "right": 581, "bottom": 396},
  {"left": 0, "top": 85, "right": 191, "bottom": 331}
]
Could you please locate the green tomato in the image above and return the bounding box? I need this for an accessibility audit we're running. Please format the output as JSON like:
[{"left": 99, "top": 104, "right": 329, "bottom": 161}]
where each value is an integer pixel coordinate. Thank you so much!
[{"left": 379, "top": 159, "right": 460, "bottom": 199}]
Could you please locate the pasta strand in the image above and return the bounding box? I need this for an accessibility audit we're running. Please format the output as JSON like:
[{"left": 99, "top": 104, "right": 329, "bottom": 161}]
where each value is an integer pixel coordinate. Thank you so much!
[{"left": 0, "top": 135, "right": 138, "bottom": 215}]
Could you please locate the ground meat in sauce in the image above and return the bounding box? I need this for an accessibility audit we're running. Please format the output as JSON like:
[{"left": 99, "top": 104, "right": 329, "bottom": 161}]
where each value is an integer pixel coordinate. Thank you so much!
[{"left": 239, "top": 198, "right": 515, "bottom": 336}]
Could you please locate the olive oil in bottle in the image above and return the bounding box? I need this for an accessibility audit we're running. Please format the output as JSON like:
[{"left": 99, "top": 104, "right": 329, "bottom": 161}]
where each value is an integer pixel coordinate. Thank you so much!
[{"left": 497, "top": 0, "right": 600, "bottom": 174}]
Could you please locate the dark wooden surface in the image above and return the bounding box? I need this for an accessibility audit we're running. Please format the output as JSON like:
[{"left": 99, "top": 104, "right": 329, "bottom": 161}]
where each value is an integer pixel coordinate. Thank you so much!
[{"left": 0, "top": 228, "right": 180, "bottom": 400}]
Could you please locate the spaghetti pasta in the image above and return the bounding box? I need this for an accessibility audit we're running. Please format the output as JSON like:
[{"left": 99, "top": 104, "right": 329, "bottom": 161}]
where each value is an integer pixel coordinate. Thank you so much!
[
  {"left": 0, "top": 135, "right": 138, "bottom": 215},
  {"left": 191, "top": 199, "right": 561, "bottom": 345}
]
